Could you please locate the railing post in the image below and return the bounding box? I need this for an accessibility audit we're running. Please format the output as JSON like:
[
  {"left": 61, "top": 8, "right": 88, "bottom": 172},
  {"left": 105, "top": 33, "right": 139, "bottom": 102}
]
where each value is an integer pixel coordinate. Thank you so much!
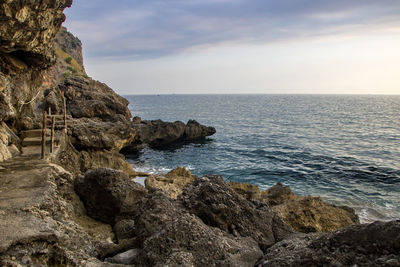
[
  {"left": 50, "top": 116, "right": 55, "bottom": 153},
  {"left": 62, "top": 92, "right": 67, "bottom": 133},
  {"left": 41, "top": 111, "right": 47, "bottom": 159}
]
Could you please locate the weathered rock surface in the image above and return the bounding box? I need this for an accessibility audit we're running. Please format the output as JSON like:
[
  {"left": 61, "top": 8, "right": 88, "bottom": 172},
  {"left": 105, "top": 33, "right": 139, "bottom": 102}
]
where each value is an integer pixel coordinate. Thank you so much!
[
  {"left": 181, "top": 175, "right": 294, "bottom": 252},
  {"left": 0, "top": 0, "right": 72, "bottom": 126},
  {"left": 74, "top": 168, "right": 147, "bottom": 224},
  {"left": 132, "top": 190, "right": 263, "bottom": 266},
  {"left": 130, "top": 119, "right": 216, "bottom": 149},
  {"left": 257, "top": 220, "right": 400, "bottom": 267},
  {"left": 230, "top": 181, "right": 359, "bottom": 233},
  {"left": 61, "top": 76, "right": 132, "bottom": 121},
  {"left": 0, "top": 156, "right": 115, "bottom": 266},
  {"left": 0, "top": 0, "right": 72, "bottom": 68},
  {"left": 145, "top": 166, "right": 197, "bottom": 198}
]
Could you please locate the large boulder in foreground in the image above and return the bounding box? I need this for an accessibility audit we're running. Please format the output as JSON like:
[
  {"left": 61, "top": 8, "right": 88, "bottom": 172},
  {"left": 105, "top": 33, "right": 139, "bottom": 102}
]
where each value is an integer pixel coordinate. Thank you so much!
[
  {"left": 256, "top": 220, "right": 400, "bottom": 267},
  {"left": 145, "top": 166, "right": 197, "bottom": 198},
  {"left": 74, "top": 168, "right": 147, "bottom": 224},
  {"left": 229, "top": 181, "right": 359, "bottom": 233},
  {"left": 180, "top": 175, "right": 294, "bottom": 252},
  {"left": 132, "top": 191, "right": 263, "bottom": 267}
]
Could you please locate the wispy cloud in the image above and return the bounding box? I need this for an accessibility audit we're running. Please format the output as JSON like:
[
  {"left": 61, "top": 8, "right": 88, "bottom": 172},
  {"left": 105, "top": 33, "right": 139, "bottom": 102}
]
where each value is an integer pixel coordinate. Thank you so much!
[{"left": 64, "top": 0, "right": 400, "bottom": 60}]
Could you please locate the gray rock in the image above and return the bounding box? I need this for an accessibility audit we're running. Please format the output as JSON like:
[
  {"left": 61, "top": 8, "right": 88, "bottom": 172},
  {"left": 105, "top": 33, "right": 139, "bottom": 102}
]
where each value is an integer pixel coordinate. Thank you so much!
[
  {"left": 105, "top": 249, "right": 140, "bottom": 265},
  {"left": 74, "top": 168, "right": 147, "bottom": 224},
  {"left": 180, "top": 175, "right": 294, "bottom": 252},
  {"left": 256, "top": 220, "right": 400, "bottom": 266},
  {"left": 133, "top": 191, "right": 263, "bottom": 267},
  {"left": 61, "top": 77, "right": 132, "bottom": 121},
  {"left": 113, "top": 219, "right": 136, "bottom": 241}
]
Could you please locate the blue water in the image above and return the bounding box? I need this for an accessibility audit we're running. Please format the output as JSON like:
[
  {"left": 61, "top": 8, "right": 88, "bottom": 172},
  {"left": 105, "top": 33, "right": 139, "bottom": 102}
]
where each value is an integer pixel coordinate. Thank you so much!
[{"left": 124, "top": 94, "right": 400, "bottom": 223}]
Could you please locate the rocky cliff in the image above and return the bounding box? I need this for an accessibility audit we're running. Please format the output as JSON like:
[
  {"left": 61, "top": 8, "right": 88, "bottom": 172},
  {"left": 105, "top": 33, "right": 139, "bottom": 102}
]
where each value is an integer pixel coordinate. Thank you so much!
[
  {"left": 0, "top": 1, "right": 398, "bottom": 266},
  {"left": 0, "top": 0, "right": 72, "bottom": 161}
]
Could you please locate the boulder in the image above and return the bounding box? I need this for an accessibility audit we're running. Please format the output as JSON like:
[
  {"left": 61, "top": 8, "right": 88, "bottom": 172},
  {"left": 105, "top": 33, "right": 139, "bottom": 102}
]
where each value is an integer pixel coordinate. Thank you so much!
[
  {"left": 272, "top": 195, "right": 359, "bottom": 233},
  {"left": 74, "top": 168, "right": 147, "bottom": 224},
  {"left": 228, "top": 181, "right": 262, "bottom": 201},
  {"left": 145, "top": 166, "right": 197, "bottom": 198},
  {"left": 230, "top": 181, "right": 359, "bottom": 233},
  {"left": 61, "top": 77, "right": 132, "bottom": 121},
  {"left": 256, "top": 220, "right": 400, "bottom": 267},
  {"left": 129, "top": 119, "right": 216, "bottom": 149},
  {"left": 180, "top": 175, "right": 294, "bottom": 252},
  {"left": 68, "top": 118, "right": 137, "bottom": 151},
  {"left": 133, "top": 191, "right": 263, "bottom": 267},
  {"left": 184, "top": 119, "right": 217, "bottom": 140}
]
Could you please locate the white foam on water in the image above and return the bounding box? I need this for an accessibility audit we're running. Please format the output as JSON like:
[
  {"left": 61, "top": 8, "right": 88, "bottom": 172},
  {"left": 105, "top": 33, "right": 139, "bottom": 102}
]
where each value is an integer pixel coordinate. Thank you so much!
[{"left": 132, "top": 176, "right": 147, "bottom": 187}]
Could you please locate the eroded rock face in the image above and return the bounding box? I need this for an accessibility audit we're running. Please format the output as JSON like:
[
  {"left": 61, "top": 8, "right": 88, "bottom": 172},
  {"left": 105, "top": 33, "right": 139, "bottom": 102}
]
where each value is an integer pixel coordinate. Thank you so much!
[
  {"left": 256, "top": 220, "right": 400, "bottom": 267},
  {"left": 0, "top": 0, "right": 72, "bottom": 68},
  {"left": 128, "top": 119, "right": 216, "bottom": 150},
  {"left": 133, "top": 191, "right": 263, "bottom": 267},
  {"left": 230, "top": 181, "right": 359, "bottom": 233},
  {"left": 74, "top": 168, "right": 147, "bottom": 224},
  {"left": 180, "top": 175, "right": 294, "bottom": 252},
  {"left": 61, "top": 77, "right": 132, "bottom": 121},
  {"left": 0, "top": 0, "right": 72, "bottom": 145},
  {"left": 145, "top": 166, "right": 197, "bottom": 198}
]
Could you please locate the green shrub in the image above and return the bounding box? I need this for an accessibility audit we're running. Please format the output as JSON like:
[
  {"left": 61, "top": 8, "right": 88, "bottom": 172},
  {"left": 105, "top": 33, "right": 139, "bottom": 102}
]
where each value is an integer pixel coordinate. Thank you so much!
[
  {"left": 67, "top": 66, "right": 77, "bottom": 73},
  {"left": 64, "top": 56, "right": 72, "bottom": 64},
  {"left": 62, "top": 72, "right": 70, "bottom": 80}
]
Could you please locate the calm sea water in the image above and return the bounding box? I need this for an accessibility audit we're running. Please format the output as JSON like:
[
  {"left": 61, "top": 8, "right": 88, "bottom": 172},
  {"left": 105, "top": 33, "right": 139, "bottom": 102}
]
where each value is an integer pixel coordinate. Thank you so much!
[{"left": 124, "top": 94, "right": 400, "bottom": 223}]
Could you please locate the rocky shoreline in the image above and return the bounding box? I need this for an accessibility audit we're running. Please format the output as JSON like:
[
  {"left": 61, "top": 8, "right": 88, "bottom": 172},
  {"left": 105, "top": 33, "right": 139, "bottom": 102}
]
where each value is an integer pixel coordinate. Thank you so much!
[{"left": 0, "top": 1, "right": 399, "bottom": 266}]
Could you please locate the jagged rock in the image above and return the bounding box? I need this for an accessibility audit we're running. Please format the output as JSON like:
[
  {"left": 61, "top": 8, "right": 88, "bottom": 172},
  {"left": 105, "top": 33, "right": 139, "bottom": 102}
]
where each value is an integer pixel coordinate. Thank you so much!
[
  {"left": 230, "top": 181, "right": 359, "bottom": 233},
  {"left": 272, "top": 195, "right": 359, "bottom": 233},
  {"left": 61, "top": 77, "right": 132, "bottom": 121},
  {"left": 129, "top": 119, "right": 216, "bottom": 149},
  {"left": 228, "top": 181, "right": 262, "bottom": 201},
  {"left": 256, "top": 220, "right": 400, "bottom": 267},
  {"left": 180, "top": 175, "right": 294, "bottom": 252},
  {"left": 74, "top": 168, "right": 147, "bottom": 224},
  {"left": 145, "top": 166, "right": 197, "bottom": 198},
  {"left": 133, "top": 191, "right": 263, "bottom": 266},
  {"left": 79, "top": 149, "right": 136, "bottom": 175},
  {"left": 113, "top": 219, "right": 136, "bottom": 241},
  {"left": 184, "top": 119, "right": 217, "bottom": 140},
  {"left": 261, "top": 182, "right": 297, "bottom": 205},
  {"left": 68, "top": 118, "right": 137, "bottom": 151},
  {"left": 132, "top": 116, "right": 141, "bottom": 124},
  {"left": 41, "top": 26, "right": 87, "bottom": 97},
  {"left": 0, "top": 0, "right": 72, "bottom": 68}
]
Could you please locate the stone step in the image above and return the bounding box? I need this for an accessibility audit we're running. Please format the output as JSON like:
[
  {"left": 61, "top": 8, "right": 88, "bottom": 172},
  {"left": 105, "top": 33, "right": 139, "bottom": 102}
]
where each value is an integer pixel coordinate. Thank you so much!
[
  {"left": 20, "top": 129, "right": 47, "bottom": 138},
  {"left": 22, "top": 137, "right": 59, "bottom": 147}
]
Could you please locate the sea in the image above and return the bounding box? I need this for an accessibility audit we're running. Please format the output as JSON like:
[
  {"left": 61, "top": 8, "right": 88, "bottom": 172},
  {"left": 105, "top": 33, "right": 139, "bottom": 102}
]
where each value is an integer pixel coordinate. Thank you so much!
[{"left": 124, "top": 94, "right": 400, "bottom": 223}]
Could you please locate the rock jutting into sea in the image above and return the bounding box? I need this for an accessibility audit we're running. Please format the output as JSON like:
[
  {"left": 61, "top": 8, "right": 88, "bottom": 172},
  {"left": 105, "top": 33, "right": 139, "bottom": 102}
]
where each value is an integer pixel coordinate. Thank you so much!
[{"left": 0, "top": 1, "right": 399, "bottom": 266}]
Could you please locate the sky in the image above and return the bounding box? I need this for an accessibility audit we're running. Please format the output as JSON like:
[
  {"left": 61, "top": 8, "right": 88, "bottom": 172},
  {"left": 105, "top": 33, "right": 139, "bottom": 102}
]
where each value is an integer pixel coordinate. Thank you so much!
[{"left": 64, "top": 0, "right": 400, "bottom": 95}]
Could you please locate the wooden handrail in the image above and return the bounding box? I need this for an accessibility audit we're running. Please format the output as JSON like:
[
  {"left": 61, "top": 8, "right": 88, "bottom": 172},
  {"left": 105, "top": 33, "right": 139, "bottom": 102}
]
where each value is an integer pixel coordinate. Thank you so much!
[{"left": 41, "top": 92, "right": 68, "bottom": 159}]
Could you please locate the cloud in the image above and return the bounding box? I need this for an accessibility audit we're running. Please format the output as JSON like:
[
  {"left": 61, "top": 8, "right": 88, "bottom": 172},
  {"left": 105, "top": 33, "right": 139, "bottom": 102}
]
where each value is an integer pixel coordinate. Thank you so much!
[{"left": 64, "top": 0, "right": 400, "bottom": 60}]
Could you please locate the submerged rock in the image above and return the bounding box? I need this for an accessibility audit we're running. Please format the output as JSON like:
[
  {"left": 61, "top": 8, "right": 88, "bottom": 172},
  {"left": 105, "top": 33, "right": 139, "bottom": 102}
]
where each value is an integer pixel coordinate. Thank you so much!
[
  {"left": 74, "top": 168, "right": 147, "bottom": 224},
  {"left": 145, "top": 166, "right": 197, "bottom": 198},
  {"left": 256, "top": 220, "right": 400, "bottom": 267},
  {"left": 181, "top": 175, "right": 294, "bottom": 252}
]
